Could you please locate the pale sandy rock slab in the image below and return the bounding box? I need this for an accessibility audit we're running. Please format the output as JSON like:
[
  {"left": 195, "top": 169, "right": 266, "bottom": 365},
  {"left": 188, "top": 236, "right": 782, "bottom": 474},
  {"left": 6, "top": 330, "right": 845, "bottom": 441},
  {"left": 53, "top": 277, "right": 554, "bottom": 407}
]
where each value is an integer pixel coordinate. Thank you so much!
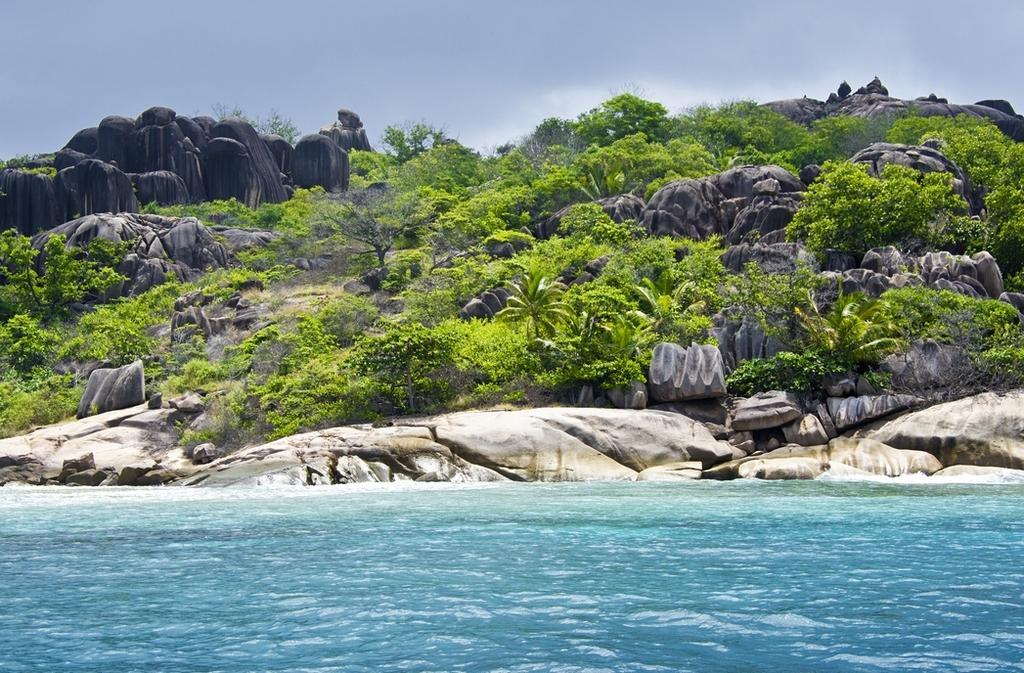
[{"left": 866, "top": 391, "right": 1024, "bottom": 469}]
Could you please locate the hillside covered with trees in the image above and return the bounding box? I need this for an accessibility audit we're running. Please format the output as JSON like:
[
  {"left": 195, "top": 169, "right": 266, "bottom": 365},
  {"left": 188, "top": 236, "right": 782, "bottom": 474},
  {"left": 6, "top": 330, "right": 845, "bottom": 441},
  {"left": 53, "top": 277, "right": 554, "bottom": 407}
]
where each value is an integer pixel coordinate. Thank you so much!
[{"left": 2, "top": 77, "right": 1024, "bottom": 459}]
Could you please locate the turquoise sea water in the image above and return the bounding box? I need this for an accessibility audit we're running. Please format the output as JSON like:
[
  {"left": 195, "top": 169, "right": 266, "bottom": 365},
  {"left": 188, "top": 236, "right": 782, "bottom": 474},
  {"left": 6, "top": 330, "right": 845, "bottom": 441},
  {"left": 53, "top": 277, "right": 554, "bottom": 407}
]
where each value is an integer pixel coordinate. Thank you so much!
[{"left": 2, "top": 480, "right": 1023, "bottom": 673}]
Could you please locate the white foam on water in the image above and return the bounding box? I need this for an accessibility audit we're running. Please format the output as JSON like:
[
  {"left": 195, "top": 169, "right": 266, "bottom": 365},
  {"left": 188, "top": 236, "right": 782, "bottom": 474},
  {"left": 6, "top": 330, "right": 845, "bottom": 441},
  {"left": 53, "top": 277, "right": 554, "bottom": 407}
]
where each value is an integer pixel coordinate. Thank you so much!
[{"left": 818, "top": 468, "right": 1024, "bottom": 485}]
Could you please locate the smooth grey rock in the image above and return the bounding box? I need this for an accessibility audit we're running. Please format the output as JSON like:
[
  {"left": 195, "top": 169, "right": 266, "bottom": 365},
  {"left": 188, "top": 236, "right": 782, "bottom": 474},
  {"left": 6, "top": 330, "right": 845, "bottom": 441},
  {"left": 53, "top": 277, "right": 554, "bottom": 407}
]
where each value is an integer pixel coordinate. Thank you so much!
[
  {"left": 54, "top": 159, "right": 138, "bottom": 221},
  {"left": 77, "top": 361, "right": 145, "bottom": 419},
  {"left": 782, "top": 414, "right": 830, "bottom": 446},
  {"left": 827, "top": 394, "right": 916, "bottom": 431},
  {"left": 0, "top": 169, "right": 58, "bottom": 235},
  {"left": 169, "top": 392, "right": 204, "bottom": 414},
  {"left": 33, "top": 213, "right": 229, "bottom": 298},
  {"left": 209, "top": 118, "right": 288, "bottom": 204},
  {"left": 971, "top": 251, "right": 1004, "bottom": 298},
  {"left": 607, "top": 382, "right": 648, "bottom": 410},
  {"left": 637, "top": 461, "right": 703, "bottom": 481},
  {"left": 648, "top": 343, "right": 727, "bottom": 402},
  {"left": 866, "top": 391, "right": 1024, "bottom": 469},
  {"left": 191, "top": 443, "right": 224, "bottom": 465},
  {"left": 65, "top": 468, "right": 110, "bottom": 486},
  {"left": 881, "top": 340, "right": 967, "bottom": 390},
  {"left": 641, "top": 165, "right": 803, "bottom": 239},
  {"left": 292, "top": 134, "right": 349, "bottom": 192},
  {"left": 730, "top": 391, "right": 802, "bottom": 432}
]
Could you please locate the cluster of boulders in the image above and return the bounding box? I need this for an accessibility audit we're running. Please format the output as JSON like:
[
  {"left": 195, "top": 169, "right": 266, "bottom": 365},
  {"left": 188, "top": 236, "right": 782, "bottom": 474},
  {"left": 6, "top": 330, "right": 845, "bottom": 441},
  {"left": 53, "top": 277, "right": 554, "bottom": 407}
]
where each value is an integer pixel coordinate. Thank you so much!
[
  {"left": 606, "top": 341, "right": 917, "bottom": 459},
  {"left": 765, "top": 77, "right": 1024, "bottom": 141},
  {"left": 31, "top": 212, "right": 233, "bottom": 297},
  {"left": 170, "top": 285, "right": 266, "bottom": 343},
  {"left": 0, "top": 389, "right": 212, "bottom": 486},
  {"left": 0, "top": 106, "right": 369, "bottom": 235},
  {"left": 640, "top": 165, "right": 805, "bottom": 241}
]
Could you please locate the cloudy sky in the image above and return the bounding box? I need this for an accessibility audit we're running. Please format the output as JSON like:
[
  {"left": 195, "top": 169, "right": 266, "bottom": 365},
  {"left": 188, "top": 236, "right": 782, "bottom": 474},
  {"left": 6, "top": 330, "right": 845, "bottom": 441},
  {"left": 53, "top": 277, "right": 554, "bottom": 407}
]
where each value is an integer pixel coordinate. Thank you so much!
[{"left": 2, "top": 0, "right": 1022, "bottom": 157}]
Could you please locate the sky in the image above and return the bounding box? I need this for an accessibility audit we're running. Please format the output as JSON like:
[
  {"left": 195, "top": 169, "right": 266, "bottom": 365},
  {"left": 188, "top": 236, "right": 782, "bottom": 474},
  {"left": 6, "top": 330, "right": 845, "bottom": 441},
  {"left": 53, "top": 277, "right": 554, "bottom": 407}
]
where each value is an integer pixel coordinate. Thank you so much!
[{"left": 2, "top": 0, "right": 1023, "bottom": 158}]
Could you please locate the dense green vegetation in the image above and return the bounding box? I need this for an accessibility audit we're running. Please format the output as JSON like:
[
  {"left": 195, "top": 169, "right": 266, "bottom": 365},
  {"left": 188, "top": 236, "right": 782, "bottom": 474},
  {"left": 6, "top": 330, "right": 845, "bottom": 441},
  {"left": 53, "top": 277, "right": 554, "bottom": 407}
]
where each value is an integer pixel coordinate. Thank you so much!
[{"left": 3, "top": 95, "right": 1024, "bottom": 444}]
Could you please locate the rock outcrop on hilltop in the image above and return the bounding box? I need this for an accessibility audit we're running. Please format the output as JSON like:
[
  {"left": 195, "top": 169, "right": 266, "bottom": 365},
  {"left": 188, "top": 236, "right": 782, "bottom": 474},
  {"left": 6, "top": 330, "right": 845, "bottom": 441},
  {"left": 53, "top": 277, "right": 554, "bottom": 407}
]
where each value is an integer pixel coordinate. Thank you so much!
[
  {"left": 319, "top": 108, "right": 373, "bottom": 152},
  {"left": 0, "top": 105, "right": 371, "bottom": 235},
  {"left": 766, "top": 77, "right": 1024, "bottom": 141}
]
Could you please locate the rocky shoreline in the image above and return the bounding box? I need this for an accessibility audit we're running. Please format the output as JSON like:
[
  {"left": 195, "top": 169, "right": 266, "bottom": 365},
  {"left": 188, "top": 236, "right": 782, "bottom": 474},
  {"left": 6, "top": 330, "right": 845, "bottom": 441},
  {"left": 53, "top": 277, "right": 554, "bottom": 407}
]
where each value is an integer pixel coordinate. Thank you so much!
[{"left": 2, "top": 391, "right": 1023, "bottom": 487}]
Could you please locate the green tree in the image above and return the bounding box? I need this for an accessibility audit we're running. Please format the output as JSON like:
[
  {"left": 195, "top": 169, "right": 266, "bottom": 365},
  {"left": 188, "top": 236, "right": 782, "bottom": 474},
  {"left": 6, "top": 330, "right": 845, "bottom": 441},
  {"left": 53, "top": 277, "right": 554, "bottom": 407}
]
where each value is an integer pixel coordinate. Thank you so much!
[
  {"left": 0, "top": 313, "right": 60, "bottom": 373},
  {"left": 351, "top": 322, "right": 456, "bottom": 412},
  {"left": 787, "top": 161, "right": 964, "bottom": 256},
  {"left": 575, "top": 94, "right": 670, "bottom": 146},
  {"left": 497, "top": 268, "right": 571, "bottom": 342},
  {"left": 796, "top": 287, "right": 904, "bottom": 367},
  {"left": 0, "top": 232, "right": 125, "bottom": 320},
  {"left": 381, "top": 122, "right": 446, "bottom": 163},
  {"left": 313, "top": 189, "right": 421, "bottom": 266},
  {"left": 673, "top": 101, "right": 809, "bottom": 167}
]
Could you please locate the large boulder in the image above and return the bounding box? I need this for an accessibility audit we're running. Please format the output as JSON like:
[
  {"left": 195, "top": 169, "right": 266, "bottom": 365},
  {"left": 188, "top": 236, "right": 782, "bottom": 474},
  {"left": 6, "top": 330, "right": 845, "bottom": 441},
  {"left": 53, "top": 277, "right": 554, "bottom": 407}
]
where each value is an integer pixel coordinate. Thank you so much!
[
  {"left": 431, "top": 408, "right": 732, "bottom": 480},
  {"left": 65, "top": 127, "right": 98, "bottom": 155},
  {"left": 203, "top": 137, "right": 262, "bottom": 207},
  {"left": 640, "top": 178, "right": 725, "bottom": 239},
  {"left": 77, "top": 361, "right": 146, "bottom": 418},
  {"left": 706, "top": 437, "right": 942, "bottom": 480},
  {"left": 261, "top": 134, "right": 293, "bottom": 175},
  {"left": 647, "top": 342, "right": 727, "bottom": 403},
  {"left": 96, "top": 115, "right": 135, "bottom": 168},
  {"left": 54, "top": 159, "right": 138, "bottom": 221},
  {"left": 598, "top": 193, "right": 645, "bottom": 223},
  {"left": 711, "top": 316, "right": 786, "bottom": 371},
  {"left": 184, "top": 424, "right": 504, "bottom": 487},
  {"left": 528, "top": 408, "right": 732, "bottom": 470},
  {"left": 0, "top": 169, "right": 59, "bottom": 234},
  {"left": 827, "top": 394, "right": 917, "bottom": 431},
  {"left": 292, "top": 134, "right": 349, "bottom": 192},
  {"left": 130, "top": 170, "right": 190, "bottom": 206},
  {"left": 724, "top": 179, "right": 803, "bottom": 245},
  {"left": 866, "top": 391, "right": 1024, "bottom": 469},
  {"left": 881, "top": 340, "right": 969, "bottom": 391},
  {"left": 730, "top": 391, "right": 802, "bottom": 431},
  {"left": 115, "top": 107, "right": 207, "bottom": 202},
  {"left": 721, "top": 241, "right": 818, "bottom": 274},
  {"left": 0, "top": 404, "right": 191, "bottom": 485},
  {"left": 209, "top": 118, "right": 289, "bottom": 204}
]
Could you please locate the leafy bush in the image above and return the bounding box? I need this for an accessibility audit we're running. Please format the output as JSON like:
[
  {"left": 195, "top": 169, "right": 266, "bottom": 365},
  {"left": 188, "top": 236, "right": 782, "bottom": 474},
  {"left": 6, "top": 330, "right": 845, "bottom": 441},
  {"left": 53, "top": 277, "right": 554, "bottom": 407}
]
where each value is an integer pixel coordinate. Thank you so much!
[
  {"left": 317, "top": 294, "right": 380, "bottom": 347},
  {"left": 727, "top": 351, "right": 848, "bottom": 397},
  {"left": 788, "top": 161, "right": 965, "bottom": 256},
  {"left": 0, "top": 373, "right": 80, "bottom": 437},
  {"left": 351, "top": 321, "right": 457, "bottom": 413},
  {"left": 558, "top": 203, "right": 640, "bottom": 245},
  {"left": 879, "top": 287, "right": 1021, "bottom": 354}
]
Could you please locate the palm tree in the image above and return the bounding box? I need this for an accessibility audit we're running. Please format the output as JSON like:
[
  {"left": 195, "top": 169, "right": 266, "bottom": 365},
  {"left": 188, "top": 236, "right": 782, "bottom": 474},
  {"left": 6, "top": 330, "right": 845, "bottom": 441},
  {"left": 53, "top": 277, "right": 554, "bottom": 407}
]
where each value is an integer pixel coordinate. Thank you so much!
[
  {"left": 795, "top": 287, "right": 904, "bottom": 366},
  {"left": 603, "top": 313, "right": 652, "bottom": 360},
  {"left": 497, "top": 269, "right": 572, "bottom": 343},
  {"left": 579, "top": 157, "right": 629, "bottom": 200},
  {"left": 635, "top": 271, "right": 705, "bottom": 333}
]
